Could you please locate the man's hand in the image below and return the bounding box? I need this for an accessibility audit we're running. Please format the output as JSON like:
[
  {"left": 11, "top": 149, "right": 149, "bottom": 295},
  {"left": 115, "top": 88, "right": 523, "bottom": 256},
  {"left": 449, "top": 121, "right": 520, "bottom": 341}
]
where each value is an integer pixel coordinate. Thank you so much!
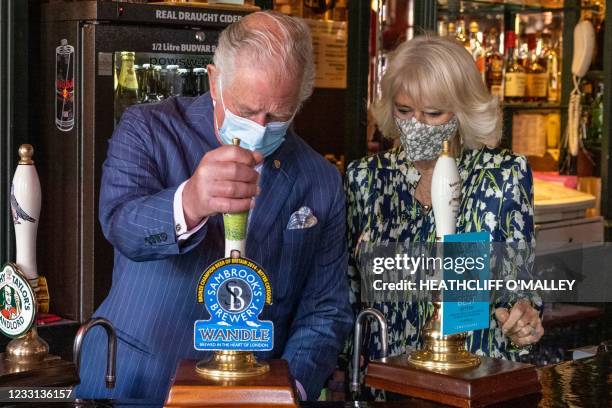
[
  {"left": 495, "top": 300, "right": 544, "bottom": 347},
  {"left": 182, "top": 145, "right": 263, "bottom": 228}
]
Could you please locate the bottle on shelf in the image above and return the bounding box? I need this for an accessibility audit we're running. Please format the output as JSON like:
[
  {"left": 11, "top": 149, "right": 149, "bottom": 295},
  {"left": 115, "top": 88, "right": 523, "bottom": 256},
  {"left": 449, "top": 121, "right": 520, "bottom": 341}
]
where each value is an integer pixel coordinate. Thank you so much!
[
  {"left": 114, "top": 51, "right": 139, "bottom": 124},
  {"left": 193, "top": 67, "right": 210, "bottom": 96},
  {"left": 165, "top": 64, "right": 180, "bottom": 96},
  {"left": 525, "top": 33, "right": 548, "bottom": 102},
  {"left": 468, "top": 21, "right": 485, "bottom": 82},
  {"left": 142, "top": 63, "right": 159, "bottom": 103},
  {"left": 503, "top": 31, "right": 526, "bottom": 103},
  {"left": 178, "top": 68, "right": 194, "bottom": 97},
  {"left": 517, "top": 33, "right": 529, "bottom": 68},
  {"left": 437, "top": 17, "right": 448, "bottom": 37},
  {"left": 135, "top": 64, "right": 146, "bottom": 102},
  {"left": 153, "top": 65, "right": 165, "bottom": 100},
  {"left": 485, "top": 30, "right": 504, "bottom": 100},
  {"left": 333, "top": 0, "right": 348, "bottom": 22},
  {"left": 542, "top": 31, "right": 560, "bottom": 103},
  {"left": 447, "top": 21, "right": 457, "bottom": 39},
  {"left": 455, "top": 17, "right": 470, "bottom": 51}
]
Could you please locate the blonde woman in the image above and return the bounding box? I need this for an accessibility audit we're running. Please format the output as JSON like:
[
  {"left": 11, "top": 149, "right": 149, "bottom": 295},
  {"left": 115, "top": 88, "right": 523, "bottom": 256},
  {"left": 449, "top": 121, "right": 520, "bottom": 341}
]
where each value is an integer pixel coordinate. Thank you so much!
[{"left": 345, "top": 34, "right": 544, "bottom": 381}]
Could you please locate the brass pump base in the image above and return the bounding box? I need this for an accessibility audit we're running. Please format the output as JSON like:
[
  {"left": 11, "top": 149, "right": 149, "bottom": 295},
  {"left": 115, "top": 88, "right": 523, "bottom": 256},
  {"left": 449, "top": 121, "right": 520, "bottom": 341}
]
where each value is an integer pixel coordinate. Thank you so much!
[
  {"left": 5, "top": 327, "right": 49, "bottom": 366},
  {"left": 408, "top": 302, "right": 481, "bottom": 370},
  {"left": 196, "top": 351, "right": 269, "bottom": 379}
]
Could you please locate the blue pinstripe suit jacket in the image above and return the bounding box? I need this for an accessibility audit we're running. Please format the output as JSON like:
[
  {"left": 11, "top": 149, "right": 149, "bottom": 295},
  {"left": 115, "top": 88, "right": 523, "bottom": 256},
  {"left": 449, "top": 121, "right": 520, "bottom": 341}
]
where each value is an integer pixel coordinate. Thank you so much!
[{"left": 75, "top": 93, "right": 353, "bottom": 405}]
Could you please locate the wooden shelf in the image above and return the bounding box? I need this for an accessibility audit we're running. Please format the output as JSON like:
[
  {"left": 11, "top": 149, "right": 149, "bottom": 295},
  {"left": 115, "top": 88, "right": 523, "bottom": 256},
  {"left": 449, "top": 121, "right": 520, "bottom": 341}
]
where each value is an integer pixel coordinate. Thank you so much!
[{"left": 503, "top": 102, "right": 564, "bottom": 110}]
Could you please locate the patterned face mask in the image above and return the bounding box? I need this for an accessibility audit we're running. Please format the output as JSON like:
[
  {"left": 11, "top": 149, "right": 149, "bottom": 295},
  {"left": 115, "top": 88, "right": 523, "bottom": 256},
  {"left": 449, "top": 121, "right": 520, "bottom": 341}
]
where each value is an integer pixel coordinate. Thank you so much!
[{"left": 396, "top": 116, "right": 459, "bottom": 161}]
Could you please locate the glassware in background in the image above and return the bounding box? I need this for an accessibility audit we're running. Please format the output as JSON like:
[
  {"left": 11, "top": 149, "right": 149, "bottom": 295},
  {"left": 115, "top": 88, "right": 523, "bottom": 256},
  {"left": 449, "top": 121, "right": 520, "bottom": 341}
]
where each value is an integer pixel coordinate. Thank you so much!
[
  {"left": 193, "top": 67, "right": 210, "bottom": 95},
  {"left": 165, "top": 65, "right": 180, "bottom": 96},
  {"left": 141, "top": 63, "right": 156, "bottom": 103},
  {"left": 135, "top": 64, "right": 146, "bottom": 102},
  {"left": 153, "top": 65, "right": 164, "bottom": 100},
  {"left": 177, "top": 68, "right": 193, "bottom": 96}
]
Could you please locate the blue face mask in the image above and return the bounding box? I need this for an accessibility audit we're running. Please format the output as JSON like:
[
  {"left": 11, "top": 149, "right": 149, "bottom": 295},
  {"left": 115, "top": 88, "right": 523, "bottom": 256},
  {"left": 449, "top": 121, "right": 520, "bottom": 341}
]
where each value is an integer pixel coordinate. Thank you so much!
[{"left": 214, "top": 81, "right": 293, "bottom": 157}]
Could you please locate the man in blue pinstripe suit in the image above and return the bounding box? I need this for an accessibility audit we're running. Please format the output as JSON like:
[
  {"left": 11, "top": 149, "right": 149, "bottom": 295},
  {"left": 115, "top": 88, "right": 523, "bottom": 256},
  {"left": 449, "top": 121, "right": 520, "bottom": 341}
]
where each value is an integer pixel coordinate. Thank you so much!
[{"left": 75, "top": 11, "right": 353, "bottom": 405}]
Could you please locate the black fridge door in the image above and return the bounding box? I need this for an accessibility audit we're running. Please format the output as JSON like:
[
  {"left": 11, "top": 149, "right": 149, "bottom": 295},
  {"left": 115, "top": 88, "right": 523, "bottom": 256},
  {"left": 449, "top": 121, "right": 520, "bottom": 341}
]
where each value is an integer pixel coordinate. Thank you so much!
[
  {"left": 84, "top": 23, "right": 220, "bottom": 318},
  {"left": 38, "top": 21, "right": 220, "bottom": 322}
]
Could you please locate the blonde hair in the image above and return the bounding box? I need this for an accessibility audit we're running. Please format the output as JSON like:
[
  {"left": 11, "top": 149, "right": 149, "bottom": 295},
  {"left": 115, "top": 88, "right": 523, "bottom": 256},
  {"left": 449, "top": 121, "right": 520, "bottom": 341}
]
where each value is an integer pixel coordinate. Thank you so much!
[{"left": 372, "top": 34, "right": 501, "bottom": 149}]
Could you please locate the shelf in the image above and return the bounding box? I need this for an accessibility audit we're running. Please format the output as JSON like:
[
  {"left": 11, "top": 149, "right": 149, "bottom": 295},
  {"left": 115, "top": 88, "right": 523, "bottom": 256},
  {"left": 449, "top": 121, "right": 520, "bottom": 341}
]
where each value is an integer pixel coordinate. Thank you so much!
[
  {"left": 503, "top": 102, "right": 564, "bottom": 110},
  {"left": 437, "top": 0, "right": 599, "bottom": 14},
  {"left": 585, "top": 70, "right": 605, "bottom": 80}
]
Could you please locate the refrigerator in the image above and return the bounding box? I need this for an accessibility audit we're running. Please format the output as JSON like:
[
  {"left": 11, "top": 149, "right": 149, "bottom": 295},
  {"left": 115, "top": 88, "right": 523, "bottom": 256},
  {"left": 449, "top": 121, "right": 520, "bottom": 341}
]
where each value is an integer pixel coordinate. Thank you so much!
[{"left": 36, "top": 0, "right": 257, "bottom": 322}]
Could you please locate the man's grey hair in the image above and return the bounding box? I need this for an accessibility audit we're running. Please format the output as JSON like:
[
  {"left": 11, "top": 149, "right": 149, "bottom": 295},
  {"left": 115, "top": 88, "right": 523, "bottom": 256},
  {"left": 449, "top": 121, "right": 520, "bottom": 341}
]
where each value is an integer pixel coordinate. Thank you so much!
[{"left": 213, "top": 11, "right": 315, "bottom": 104}]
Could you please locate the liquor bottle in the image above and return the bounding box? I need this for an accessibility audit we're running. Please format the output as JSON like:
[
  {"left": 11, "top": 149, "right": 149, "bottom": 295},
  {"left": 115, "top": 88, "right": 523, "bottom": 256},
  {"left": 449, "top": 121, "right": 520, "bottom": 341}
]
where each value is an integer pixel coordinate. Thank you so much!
[
  {"left": 456, "top": 17, "right": 470, "bottom": 51},
  {"left": 114, "top": 51, "right": 139, "bottom": 124},
  {"left": 447, "top": 21, "right": 457, "bottom": 39},
  {"left": 333, "top": 0, "right": 347, "bottom": 22},
  {"left": 274, "top": 0, "right": 292, "bottom": 15},
  {"left": 468, "top": 21, "right": 485, "bottom": 82},
  {"left": 503, "top": 31, "right": 526, "bottom": 102},
  {"left": 525, "top": 33, "right": 548, "bottom": 102},
  {"left": 485, "top": 32, "right": 504, "bottom": 100},
  {"left": 437, "top": 17, "right": 448, "bottom": 37},
  {"left": 542, "top": 32, "right": 560, "bottom": 103},
  {"left": 517, "top": 33, "right": 529, "bottom": 68}
]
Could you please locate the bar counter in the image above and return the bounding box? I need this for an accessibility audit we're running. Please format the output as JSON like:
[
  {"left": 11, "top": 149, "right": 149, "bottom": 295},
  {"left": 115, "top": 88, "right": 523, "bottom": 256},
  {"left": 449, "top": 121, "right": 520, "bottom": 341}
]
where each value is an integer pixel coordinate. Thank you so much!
[{"left": 4, "top": 352, "right": 609, "bottom": 407}]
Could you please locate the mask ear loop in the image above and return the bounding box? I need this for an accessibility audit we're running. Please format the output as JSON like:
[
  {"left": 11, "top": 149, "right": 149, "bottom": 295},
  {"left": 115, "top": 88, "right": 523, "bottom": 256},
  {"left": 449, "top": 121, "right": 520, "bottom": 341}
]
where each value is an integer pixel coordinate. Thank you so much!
[{"left": 213, "top": 78, "right": 226, "bottom": 135}]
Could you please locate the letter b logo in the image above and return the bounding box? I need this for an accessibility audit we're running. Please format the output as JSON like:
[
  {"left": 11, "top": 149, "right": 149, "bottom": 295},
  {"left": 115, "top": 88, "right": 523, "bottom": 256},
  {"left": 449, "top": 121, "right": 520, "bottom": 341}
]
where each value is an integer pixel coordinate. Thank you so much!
[
  {"left": 218, "top": 279, "right": 251, "bottom": 313},
  {"left": 228, "top": 284, "right": 244, "bottom": 311}
]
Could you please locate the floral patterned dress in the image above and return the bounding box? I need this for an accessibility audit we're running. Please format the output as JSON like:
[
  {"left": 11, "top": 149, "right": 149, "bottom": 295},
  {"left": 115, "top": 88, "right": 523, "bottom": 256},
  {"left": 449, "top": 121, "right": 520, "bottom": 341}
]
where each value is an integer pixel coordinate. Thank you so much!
[{"left": 345, "top": 146, "right": 536, "bottom": 376}]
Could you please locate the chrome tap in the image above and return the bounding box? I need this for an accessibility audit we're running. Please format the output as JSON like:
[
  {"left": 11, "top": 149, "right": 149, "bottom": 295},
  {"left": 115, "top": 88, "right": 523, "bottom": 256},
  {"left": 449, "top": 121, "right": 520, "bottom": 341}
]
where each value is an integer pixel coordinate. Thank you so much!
[
  {"left": 350, "top": 308, "right": 388, "bottom": 399},
  {"left": 73, "top": 317, "right": 117, "bottom": 388}
]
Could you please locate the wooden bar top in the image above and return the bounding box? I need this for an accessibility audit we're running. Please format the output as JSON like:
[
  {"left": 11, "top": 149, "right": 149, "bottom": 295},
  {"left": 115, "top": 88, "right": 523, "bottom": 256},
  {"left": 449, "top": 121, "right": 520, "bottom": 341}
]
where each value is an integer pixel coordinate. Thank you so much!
[{"left": 4, "top": 352, "right": 609, "bottom": 407}]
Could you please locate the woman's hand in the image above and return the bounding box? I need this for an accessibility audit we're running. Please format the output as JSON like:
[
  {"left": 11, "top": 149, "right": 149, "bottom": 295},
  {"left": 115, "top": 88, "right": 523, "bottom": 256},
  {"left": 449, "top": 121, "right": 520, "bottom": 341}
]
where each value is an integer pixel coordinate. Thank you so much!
[{"left": 495, "top": 300, "right": 544, "bottom": 347}]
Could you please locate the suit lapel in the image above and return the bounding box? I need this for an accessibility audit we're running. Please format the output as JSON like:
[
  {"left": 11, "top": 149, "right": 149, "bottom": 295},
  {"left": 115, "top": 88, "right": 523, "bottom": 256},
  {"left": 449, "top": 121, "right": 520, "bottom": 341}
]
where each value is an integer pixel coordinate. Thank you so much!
[
  {"left": 246, "top": 134, "right": 298, "bottom": 257},
  {"left": 185, "top": 92, "right": 220, "bottom": 149}
]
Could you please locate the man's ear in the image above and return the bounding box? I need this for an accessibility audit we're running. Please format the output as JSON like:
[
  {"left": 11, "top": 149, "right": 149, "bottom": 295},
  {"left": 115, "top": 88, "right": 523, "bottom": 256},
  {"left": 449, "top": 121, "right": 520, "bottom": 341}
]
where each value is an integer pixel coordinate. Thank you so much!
[{"left": 207, "top": 64, "right": 218, "bottom": 101}]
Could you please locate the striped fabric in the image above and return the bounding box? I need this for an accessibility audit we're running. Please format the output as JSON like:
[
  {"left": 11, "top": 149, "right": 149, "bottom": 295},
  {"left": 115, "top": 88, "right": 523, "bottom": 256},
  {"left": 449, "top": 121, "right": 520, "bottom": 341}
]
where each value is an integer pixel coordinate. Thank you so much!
[{"left": 75, "top": 93, "right": 353, "bottom": 405}]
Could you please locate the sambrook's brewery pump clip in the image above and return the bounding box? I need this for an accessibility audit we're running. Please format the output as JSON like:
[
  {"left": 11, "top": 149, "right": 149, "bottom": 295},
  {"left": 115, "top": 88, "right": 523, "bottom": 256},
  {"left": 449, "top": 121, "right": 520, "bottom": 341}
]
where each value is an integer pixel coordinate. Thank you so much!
[{"left": 164, "top": 138, "right": 298, "bottom": 408}]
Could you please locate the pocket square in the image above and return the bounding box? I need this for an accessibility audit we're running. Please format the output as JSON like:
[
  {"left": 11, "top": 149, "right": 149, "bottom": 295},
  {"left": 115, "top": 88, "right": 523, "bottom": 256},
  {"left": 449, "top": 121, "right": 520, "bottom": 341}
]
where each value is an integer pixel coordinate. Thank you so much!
[{"left": 287, "top": 206, "right": 318, "bottom": 230}]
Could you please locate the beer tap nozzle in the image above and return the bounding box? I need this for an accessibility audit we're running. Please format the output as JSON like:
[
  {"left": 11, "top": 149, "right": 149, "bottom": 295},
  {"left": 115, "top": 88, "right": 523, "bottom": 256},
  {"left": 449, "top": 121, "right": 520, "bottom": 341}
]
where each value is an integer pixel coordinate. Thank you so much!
[
  {"left": 350, "top": 308, "right": 388, "bottom": 399},
  {"left": 73, "top": 318, "right": 117, "bottom": 388}
]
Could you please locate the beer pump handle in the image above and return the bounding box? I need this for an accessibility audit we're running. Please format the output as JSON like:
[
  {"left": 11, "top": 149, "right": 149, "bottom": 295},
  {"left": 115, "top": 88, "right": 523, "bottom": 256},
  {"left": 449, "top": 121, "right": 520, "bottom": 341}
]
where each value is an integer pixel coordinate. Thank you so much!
[
  {"left": 223, "top": 138, "right": 249, "bottom": 258},
  {"left": 11, "top": 145, "right": 41, "bottom": 286},
  {"left": 431, "top": 140, "right": 461, "bottom": 242}
]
